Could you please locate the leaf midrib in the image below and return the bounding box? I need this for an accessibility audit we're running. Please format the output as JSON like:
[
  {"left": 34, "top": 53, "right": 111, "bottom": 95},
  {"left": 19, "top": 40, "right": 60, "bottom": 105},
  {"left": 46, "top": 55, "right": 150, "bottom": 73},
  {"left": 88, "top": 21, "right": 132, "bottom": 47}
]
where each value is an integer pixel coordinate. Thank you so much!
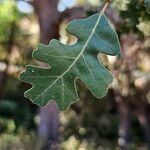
[{"left": 32, "top": 12, "right": 103, "bottom": 102}]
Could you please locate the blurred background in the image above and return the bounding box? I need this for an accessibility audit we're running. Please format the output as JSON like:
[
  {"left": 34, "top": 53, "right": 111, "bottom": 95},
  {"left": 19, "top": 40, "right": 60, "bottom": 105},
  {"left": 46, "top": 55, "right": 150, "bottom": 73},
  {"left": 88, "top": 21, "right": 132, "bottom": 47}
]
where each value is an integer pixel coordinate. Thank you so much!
[{"left": 0, "top": 0, "right": 150, "bottom": 150}]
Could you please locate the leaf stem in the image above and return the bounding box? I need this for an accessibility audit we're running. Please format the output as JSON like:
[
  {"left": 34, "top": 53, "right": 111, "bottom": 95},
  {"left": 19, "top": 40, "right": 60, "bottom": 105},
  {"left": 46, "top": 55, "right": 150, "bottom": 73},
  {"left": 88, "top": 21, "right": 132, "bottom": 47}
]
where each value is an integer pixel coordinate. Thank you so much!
[{"left": 101, "top": 0, "right": 112, "bottom": 14}]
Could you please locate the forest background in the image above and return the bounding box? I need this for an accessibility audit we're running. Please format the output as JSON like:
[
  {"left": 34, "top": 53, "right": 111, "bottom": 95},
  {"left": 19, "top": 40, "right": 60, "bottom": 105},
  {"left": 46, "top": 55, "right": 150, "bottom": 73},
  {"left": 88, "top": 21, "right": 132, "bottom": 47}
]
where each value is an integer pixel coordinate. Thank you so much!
[{"left": 0, "top": 0, "right": 150, "bottom": 150}]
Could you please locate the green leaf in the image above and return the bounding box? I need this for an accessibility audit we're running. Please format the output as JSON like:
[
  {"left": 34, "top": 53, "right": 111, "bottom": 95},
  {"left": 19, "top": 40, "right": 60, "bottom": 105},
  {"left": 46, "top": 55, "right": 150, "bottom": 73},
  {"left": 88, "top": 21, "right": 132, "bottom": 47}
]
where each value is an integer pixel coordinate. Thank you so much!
[{"left": 20, "top": 13, "right": 120, "bottom": 110}]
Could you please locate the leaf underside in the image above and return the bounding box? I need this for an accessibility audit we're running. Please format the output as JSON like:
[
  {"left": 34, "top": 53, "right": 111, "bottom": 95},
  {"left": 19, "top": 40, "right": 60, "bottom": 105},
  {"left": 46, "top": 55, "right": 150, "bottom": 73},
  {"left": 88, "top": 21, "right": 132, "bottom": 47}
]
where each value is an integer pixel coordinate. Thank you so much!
[{"left": 20, "top": 13, "right": 120, "bottom": 110}]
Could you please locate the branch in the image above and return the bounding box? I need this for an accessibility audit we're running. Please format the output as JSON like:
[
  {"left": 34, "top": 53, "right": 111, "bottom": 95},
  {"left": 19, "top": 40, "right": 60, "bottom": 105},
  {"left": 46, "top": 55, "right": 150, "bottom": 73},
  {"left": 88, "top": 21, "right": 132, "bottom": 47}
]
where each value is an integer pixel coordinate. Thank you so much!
[
  {"left": 60, "top": 7, "right": 86, "bottom": 22},
  {"left": 60, "top": 0, "right": 112, "bottom": 22},
  {"left": 102, "top": 0, "right": 112, "bottom": 13}
]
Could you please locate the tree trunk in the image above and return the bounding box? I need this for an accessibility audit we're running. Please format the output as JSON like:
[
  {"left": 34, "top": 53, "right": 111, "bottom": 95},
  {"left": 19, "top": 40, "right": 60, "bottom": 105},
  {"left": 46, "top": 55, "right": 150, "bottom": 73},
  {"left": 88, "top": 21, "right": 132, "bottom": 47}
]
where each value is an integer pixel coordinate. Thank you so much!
[
  {"left": 33, "top": 0, "right": 60, "bottom": 149},
  {"left": 116, "top": 96, "right": 130, "bottom": 150}
]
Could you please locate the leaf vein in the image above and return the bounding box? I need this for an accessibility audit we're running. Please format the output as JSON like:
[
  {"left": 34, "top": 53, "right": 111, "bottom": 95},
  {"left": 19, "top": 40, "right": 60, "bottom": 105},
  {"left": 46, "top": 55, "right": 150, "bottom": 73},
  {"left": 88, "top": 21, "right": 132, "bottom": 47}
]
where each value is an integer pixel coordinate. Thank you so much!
[
  {"left": 32, "top": 12, "right": 104, "bottom": 102},
  {"left": 42, "top": 53, "right": 76, "bottom": 60}
]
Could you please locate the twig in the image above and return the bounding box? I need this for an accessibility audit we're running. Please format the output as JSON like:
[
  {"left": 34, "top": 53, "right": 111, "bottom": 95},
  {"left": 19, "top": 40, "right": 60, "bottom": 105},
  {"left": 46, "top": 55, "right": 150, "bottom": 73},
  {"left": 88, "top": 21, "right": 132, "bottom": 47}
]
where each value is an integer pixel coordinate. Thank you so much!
[{"left": 101, "top": 0, "right": 112, "bottom": 14}]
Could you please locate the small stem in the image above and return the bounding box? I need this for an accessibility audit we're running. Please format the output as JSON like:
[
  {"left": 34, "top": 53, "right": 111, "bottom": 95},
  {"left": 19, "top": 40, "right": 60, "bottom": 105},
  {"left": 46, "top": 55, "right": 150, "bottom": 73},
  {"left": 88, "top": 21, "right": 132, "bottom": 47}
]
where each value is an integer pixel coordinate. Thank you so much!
[{"left": 101, "top": 0, "right": 112, "bottom": 14}]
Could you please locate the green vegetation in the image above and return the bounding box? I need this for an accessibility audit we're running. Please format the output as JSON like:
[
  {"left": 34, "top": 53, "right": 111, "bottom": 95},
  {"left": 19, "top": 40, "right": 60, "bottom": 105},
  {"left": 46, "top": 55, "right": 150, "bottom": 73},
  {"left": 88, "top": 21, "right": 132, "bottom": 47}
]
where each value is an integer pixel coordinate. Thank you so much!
[
  {"left": 0, "top": 0, "right": 150, "bottom": 149},
  {"left": 20, "top": 13, "right": 120, "bottom": 110}
]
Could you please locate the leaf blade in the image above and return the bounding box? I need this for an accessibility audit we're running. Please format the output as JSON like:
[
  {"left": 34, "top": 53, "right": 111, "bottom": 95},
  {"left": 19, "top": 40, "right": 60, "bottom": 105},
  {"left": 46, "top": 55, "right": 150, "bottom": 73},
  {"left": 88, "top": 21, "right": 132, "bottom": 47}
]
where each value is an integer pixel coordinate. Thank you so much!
[{"left": 20, "top": 13, "right": 120, "bottom": 110}]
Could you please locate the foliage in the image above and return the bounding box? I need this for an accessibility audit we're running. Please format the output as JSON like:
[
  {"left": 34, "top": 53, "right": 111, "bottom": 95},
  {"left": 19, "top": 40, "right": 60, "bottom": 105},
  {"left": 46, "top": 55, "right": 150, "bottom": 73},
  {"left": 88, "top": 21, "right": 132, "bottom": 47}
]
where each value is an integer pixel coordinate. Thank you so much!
[
  {"left": 113, "top": 0, "right": 150, "bottom": 34},
  {"left": 0, "top": 0, "right": 19, "bottom": 42},
  {"left": 20, "top": 13, "right": 120, "bottom": 110},
  {"left": 0, "top": 0, "right": 38, "bottom": 65},
  {"left": 145, "top": 0, "right": 150, "bottom": 12},
  {"left": 0, "top": 100, "right": 18, "bottom": 117}
]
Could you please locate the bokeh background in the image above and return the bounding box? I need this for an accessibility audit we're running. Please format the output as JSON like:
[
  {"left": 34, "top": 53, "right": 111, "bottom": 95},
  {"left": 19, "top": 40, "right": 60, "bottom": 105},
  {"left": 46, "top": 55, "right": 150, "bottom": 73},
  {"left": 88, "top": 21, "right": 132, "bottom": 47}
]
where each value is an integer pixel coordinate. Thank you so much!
[{"left": 0, "top": 0, "right": 150, "bottom": 150}]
